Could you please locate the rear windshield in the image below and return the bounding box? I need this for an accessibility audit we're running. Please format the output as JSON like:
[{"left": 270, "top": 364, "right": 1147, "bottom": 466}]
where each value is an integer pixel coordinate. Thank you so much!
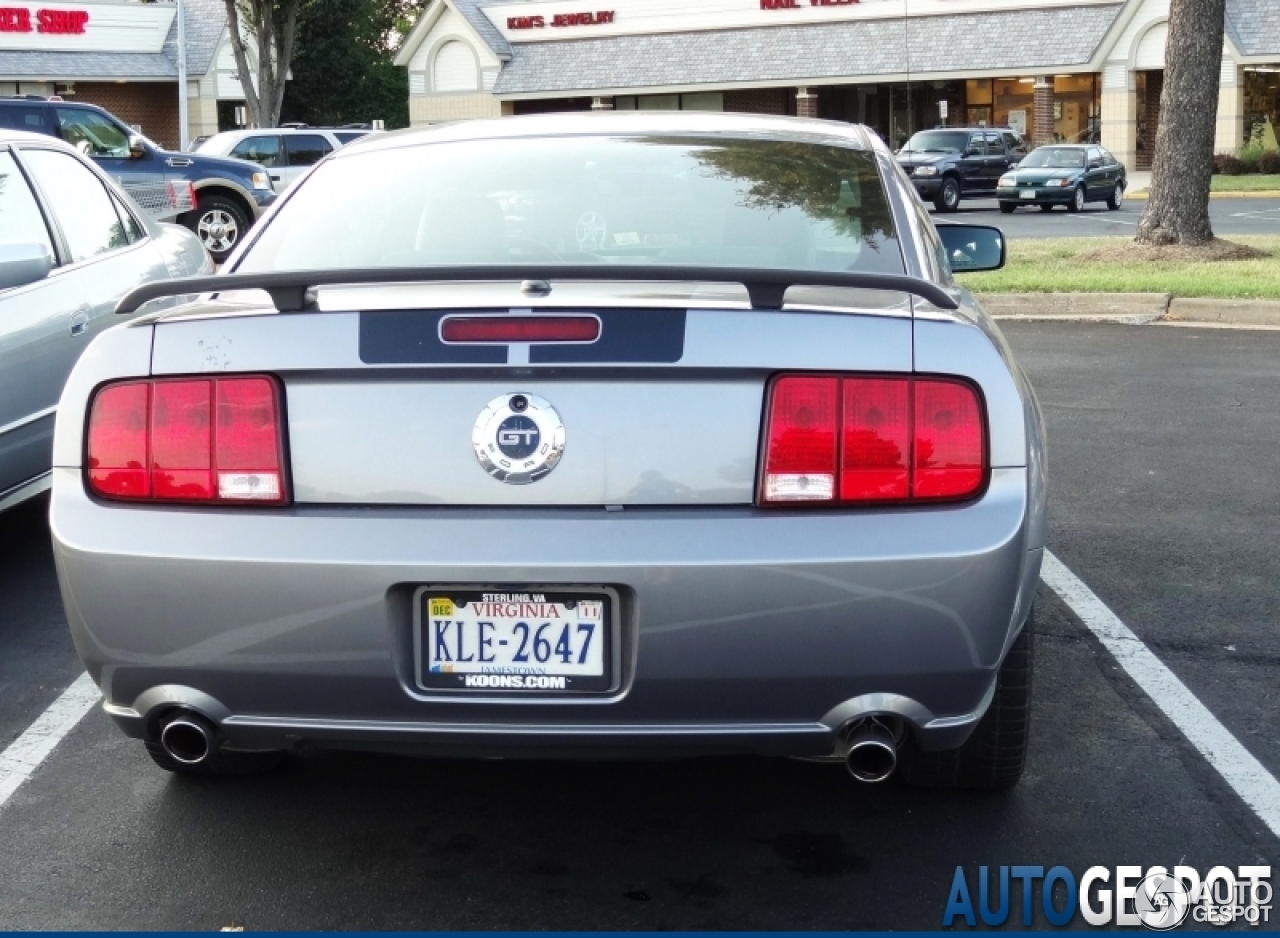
[
  {"left": 237, "top": 135, "right": 904, "bottom": 275},
  {"left": 1021, "top": 147, "right": 1085, "bottom": 169}
]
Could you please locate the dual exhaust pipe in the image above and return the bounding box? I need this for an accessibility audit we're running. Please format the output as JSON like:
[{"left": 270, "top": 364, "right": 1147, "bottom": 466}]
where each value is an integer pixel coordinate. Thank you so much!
[
  {"left": 158, "top": 711, "right": 216, "bottom": 766},
  {"left": 839, "top": 718, "right": 900, "bottom": 783},
  {"left": 160, "top": 709, "right": 900, "bottom": 779}
]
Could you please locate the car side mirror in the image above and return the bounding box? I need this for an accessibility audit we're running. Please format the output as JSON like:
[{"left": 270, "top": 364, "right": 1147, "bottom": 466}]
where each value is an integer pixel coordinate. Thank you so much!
[
  {"left": 0, "top": 241, "right": 55, "bottom": 290},
  {"left": 1088, "top": 160, "right": 1102, "bottom": 169},
  {"left": 128, "top": 134, "right": 147, "bottom": 159},
  {"left": 937, "top": 224, "right": 1005, "bottom": 273},
  {"left": 966, "top": 148, "right": 982, "bottom": 157}
]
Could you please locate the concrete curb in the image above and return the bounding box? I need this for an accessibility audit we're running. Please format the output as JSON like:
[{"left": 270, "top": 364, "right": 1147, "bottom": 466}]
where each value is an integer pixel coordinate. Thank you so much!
[
  {"left": 1126, "top": 190, "right": 1280, "bottom": 200},
  {"left": 978, "top": 292, "right": 1171, "bottom": 321},
  {"left": 1166, "top": 297, "right": 1280, "bottom": 326},
  {"left": 979, "top": 292, "right": 1280, "bottom": 326}
]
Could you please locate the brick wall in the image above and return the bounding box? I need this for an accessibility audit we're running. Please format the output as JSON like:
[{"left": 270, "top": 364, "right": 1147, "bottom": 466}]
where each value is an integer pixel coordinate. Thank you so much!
[
  {"left": 723, "top": 88, "right": 791, "bottom": 116},
  {"left": 72, "top": 82, "right": 180, "bottom": 150}
]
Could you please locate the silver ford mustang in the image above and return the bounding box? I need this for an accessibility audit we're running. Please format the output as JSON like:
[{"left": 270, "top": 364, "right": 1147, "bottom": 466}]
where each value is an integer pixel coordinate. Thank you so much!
[{"left": 51, "top": 113, "right": 1046, "bottom": 789}]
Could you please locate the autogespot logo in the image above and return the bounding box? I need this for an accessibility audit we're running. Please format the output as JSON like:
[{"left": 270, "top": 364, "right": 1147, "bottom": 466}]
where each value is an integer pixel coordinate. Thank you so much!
[{"left": 942, "top": 864, "right": 1272, "bottom": 928}]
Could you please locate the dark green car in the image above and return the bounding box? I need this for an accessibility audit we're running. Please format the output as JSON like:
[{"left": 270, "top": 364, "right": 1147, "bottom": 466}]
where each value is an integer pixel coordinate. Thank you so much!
[{"left": 996, "top": 144, "right": 1127, "bottom": 213}]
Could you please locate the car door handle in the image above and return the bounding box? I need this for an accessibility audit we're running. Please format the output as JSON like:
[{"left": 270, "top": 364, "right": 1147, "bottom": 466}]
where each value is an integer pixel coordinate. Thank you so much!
[
  {"left": 166, "top": 157, "right": 193, "bottom": 168},
  {"left": 70, "top": 307, "right": 90, "bottom": 337}
]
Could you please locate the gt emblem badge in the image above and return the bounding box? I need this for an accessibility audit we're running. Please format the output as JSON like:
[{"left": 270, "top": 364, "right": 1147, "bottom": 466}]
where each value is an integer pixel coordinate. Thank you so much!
[{"left": 472, "top": 393, "right": 565, "bottom": 484}]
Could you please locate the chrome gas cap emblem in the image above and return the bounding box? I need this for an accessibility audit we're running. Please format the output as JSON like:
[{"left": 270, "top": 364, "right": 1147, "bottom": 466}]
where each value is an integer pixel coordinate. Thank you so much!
[{"left": 473, "top": 393, "right": 565, "bottom": 484}]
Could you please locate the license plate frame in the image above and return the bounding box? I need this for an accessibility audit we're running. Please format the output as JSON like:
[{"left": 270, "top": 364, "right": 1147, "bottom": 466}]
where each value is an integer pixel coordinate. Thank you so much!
[
  {"left": 412, "top": 586, "right": 619, "bottom": 694},
  {"left": 1020, "top": 189, "right": 1037, "bottom": 199}
]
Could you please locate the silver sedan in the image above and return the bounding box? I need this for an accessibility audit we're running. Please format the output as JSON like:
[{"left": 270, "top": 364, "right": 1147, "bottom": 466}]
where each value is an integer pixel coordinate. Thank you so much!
[
  {"left": 51, "top": 113, "right": 1046, "bottom": 789},
  {"left": 0, "top": 130, "right": 211, "bottom": 514}
]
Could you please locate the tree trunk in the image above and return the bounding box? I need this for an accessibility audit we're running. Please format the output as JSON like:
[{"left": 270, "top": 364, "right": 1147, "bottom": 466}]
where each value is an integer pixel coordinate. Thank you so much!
[
  {"left": 1134, "top": 0, "right": 1228, "bottom": 246},
  {"left": 222, "top": 0, "right": 302, "bottom": 128},
  {"left": 222, "top": 0, "right": 261, "bottom": 126}
]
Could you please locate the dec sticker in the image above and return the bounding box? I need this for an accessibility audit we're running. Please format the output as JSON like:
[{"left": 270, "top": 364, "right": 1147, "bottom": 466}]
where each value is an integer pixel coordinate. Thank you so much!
[{"left": 429, "top": 597, "right": 455, "bottom": 618}]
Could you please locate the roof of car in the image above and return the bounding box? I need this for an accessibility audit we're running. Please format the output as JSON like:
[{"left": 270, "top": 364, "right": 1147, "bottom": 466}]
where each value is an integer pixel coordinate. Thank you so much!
[
  {"left": 0, "top": 127, "right": 74, "bottom": 149},
  {"left": 339, "top": 111, "right": 874, "bottom": 159}
]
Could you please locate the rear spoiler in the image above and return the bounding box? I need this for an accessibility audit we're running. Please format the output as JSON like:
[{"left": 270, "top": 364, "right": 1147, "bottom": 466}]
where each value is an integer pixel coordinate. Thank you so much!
[{"left": 115, "top": 265, "right": 959, "bottom": 316}]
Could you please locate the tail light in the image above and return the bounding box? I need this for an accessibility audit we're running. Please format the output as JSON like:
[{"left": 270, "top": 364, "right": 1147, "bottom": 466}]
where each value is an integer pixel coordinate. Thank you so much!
[
  {"left": 87, "top": 376, "right": 288, "bottom": 505},
  {"left": 760, "top": 374, "right": 985, "bottom": 506}
]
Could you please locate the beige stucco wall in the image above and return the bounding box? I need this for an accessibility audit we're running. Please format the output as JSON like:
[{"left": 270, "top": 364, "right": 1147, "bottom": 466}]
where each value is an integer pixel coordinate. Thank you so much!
[
  {"left": 409, "top": 92, "right": 503, "bottom": 125},
  {"left": 187, "top": 94, "right": 219, "bottom": 141},
  {"left": 1215, "top": 64, "right": 1244, "bottom": 156},
  {"left": 1100, "top": 86, "right": 1137, "bottom": 170}
]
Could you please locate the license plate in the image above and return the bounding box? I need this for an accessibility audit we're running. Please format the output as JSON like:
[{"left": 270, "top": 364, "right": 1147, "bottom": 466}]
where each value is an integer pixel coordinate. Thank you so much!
[
  {"left": 416, "top": 589, "right": 611, "bottom": 692},
  {"left": 1020, "top": 189, "right": 1037, "bottom": 199}
]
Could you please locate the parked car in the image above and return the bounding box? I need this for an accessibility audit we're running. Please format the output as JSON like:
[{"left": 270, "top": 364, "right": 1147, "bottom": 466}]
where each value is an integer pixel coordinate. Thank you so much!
[
  {"left": 52, "top": 112, "right": 1045, "bottom": 791},
  {"left": 0, "top": 96, "right": 277, "bottom": 263},
  {"left": 193, "top": 127, "right": 376, "bottom": 192},
  {"left": 996, "top": 144, "right": 1127, "bottom": 212},
  {"left": 0, "top": 129, "right": 211, "bottom": 514},
  {"left": 897, "top": 127, "right": 1027, "bottom": 212}
]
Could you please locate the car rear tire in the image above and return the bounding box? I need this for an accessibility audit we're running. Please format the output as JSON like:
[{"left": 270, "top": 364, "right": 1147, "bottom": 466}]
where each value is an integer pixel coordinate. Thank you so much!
[
  {"left": 933, "top": 177, "right": 961, "bottom": 213},
  {"left": 1067, "top": 186, "right": 1086, "bottom": 213},
  {"left": 998, "top": 202, "right": 1017, "bottom": 214},
  {"left": 1106, "top": 182, "right": 1125, "bottom": 210},
  {"left": 183, "top": 195, "right": 249, "bottom": 263},
  {"left": 898, "top": 611, "right": 1033, "bottom": 790}
]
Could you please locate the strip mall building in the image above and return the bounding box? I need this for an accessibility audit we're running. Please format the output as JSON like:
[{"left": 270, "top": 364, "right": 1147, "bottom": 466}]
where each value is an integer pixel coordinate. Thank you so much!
[
  {"left": 396, "top": 0, "right": 1280, "bottom": 170},
  {"left": 0, "top": 0, "right": 257, "bottom": 148}
]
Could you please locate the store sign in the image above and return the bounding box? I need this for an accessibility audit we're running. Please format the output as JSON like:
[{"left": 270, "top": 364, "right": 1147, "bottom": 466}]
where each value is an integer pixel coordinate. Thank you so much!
[
  {"left": 761, "top": 0, "right": 859, "bottom": 8},
  {"left": 507, "top": 9, "right": 615, "bottom": 29},
  {"left": 0, "top": 6, "right": 89, "bottom": 34}
]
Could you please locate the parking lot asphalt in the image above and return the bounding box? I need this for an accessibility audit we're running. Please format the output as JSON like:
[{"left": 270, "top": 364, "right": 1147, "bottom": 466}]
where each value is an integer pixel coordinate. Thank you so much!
[
  {"left": 0, "top": 322, "right": 1277, "bottom": 930},
  {"left": 935, "top": 196, "right": 1280, "bottom": 239}
]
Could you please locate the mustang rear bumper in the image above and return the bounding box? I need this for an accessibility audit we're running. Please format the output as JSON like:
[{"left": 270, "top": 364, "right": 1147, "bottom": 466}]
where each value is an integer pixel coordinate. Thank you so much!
[{"left": 51, "top": 466, "right": 1041, "bottom": 757}]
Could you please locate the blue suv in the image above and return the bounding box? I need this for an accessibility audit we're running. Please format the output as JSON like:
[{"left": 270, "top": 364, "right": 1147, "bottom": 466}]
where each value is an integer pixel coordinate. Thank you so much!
[{"left": 0, "top": 96, "right": 276, "bottom": 261}]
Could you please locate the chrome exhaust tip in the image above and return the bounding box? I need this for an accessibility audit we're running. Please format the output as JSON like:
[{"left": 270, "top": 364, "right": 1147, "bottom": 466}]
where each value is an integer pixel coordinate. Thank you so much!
[
  {"left": 842, "top": 719, "right": 899, "bottom": 783},
  {"left": 159, "top": 713, "right": 214, "bottom": 765}
]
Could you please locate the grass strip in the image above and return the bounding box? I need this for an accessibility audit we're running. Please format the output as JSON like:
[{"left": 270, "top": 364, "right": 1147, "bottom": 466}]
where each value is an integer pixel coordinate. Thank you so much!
[
  {"left": 957, "top": 236, "right": 1280, "bottom": 299},
  {"left": 1211, "top": 174, "right": 1280, "bottom": 192}
]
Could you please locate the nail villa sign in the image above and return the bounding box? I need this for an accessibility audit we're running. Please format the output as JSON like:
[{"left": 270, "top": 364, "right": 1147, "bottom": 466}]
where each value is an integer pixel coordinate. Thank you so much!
[
  {"left": 506, "top": 9, "right": 616, "bottom": 29},
  {"left": 0, "top": 6, "right": 89, "bottom": 32}
]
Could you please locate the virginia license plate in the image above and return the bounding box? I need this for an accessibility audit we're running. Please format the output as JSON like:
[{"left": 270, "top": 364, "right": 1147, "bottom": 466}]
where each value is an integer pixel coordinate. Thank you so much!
[
  {"left": 417, "top": 589, "right": 611, "bottom": 692},
  {"left": 1020, "top": 189, "right": 1037, "bottom": 199}
]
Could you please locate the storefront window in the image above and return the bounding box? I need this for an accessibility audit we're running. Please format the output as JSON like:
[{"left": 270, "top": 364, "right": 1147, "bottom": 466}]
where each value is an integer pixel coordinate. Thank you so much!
[
  {"left": 1053, "top": 74, "right": 1099, "bottom": 144},
  {"left": 1244, "top": 68, "right": 1280, "bottom": 150}
]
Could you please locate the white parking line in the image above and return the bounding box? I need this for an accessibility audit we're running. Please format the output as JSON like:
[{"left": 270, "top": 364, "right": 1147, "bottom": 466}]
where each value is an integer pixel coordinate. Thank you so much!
[
  {"left": 1042, "top": 550, "right": 1280, "bottom": 838},
  {"left": 0, "top": 672, "right": 99, "bottom": 810}
]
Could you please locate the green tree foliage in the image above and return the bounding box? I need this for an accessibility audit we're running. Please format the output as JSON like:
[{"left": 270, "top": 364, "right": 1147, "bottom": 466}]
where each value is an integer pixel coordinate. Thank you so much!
[{"left": 281, "top": 0, "right": 423, "bottom": 129}]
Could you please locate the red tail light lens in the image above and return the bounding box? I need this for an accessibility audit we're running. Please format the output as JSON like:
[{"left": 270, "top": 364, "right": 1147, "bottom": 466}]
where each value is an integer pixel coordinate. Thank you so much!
[
  {"left": 913, "top": 379, "right": 985, "bottom": 499},
  {"left": 762, "top": 376, "right": 838, "bottom": 501},
  {"left": 87, "top": 382, "right": 150, "bottom": 499},
  {"left": 761, "top": 374, "right": 985, "bottom": 506},
  {"left": 87, "top": 376, "right": 287, "bottom": 505}
]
